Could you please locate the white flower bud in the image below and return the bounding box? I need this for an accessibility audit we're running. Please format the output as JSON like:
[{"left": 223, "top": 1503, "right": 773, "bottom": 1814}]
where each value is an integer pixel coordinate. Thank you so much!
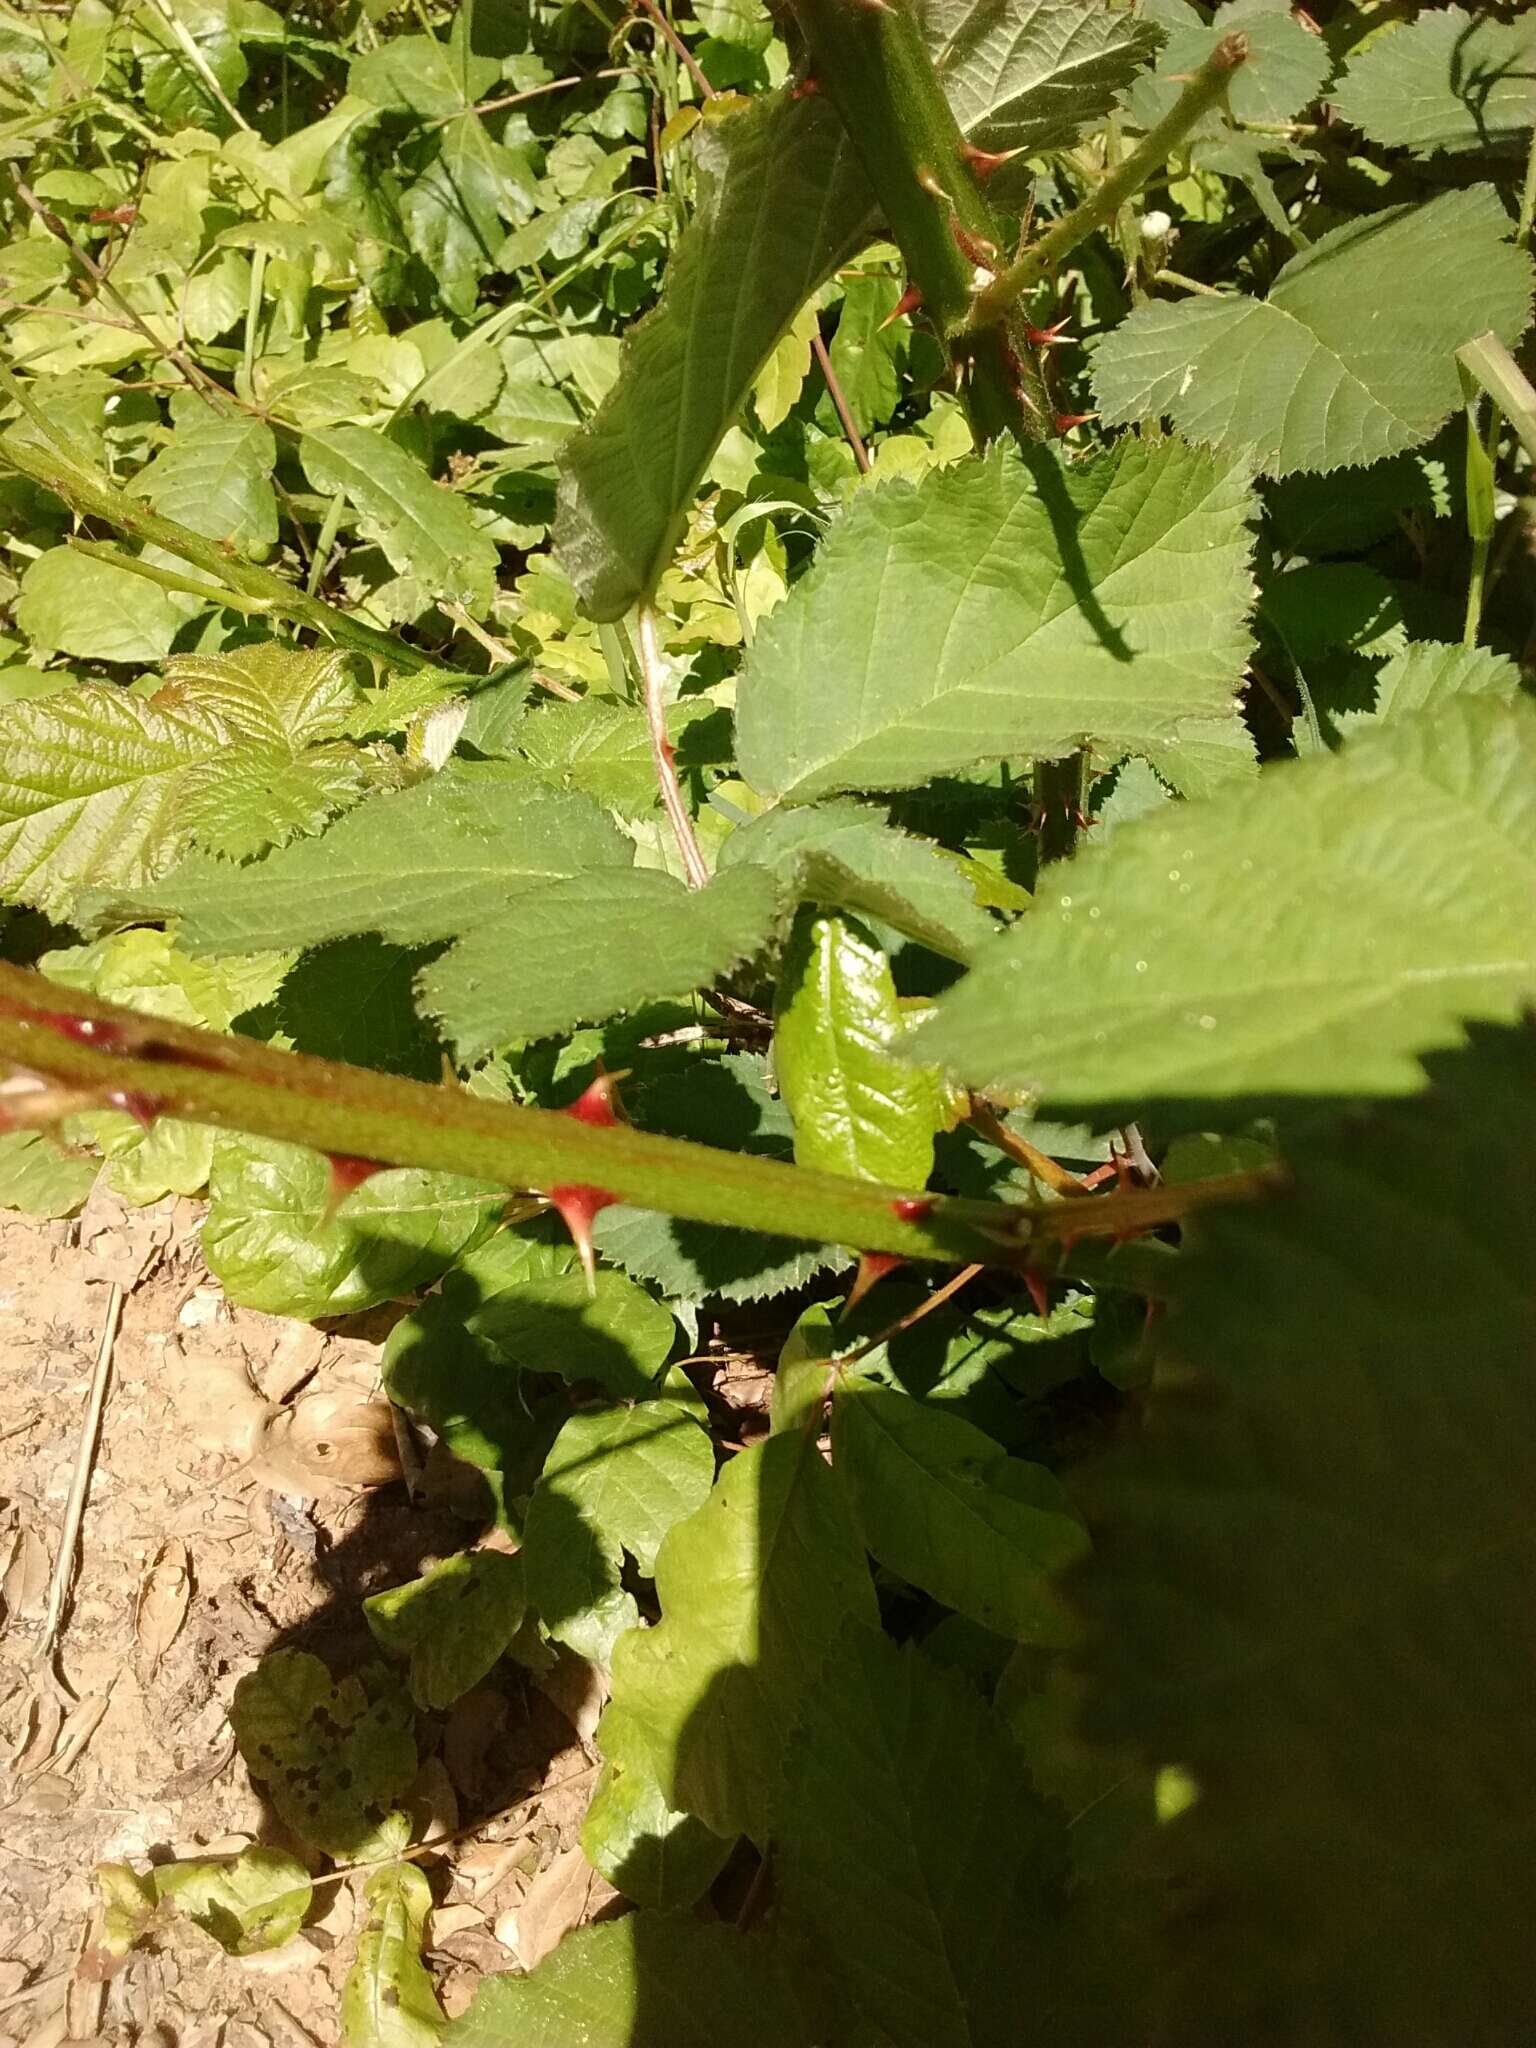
[{"left": 1140, "top": 209, "right": 1173, "bottom": 242}]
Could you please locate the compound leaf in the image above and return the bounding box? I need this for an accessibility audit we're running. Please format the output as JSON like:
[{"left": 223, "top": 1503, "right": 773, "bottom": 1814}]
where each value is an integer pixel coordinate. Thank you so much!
[
  {"left": 913, "top": 698, "right": 1536, "bottom": 1117},
  {"left": 831, "top": 1377, "right": 1088, "bottom": 1643},
  {"left": 1071, "top": 1020, "right": 1536, "bottom": 2040},
  {"left": 736, "top": 438, "right": 1257, "bottom": 803},
  {"left": 1330, "top": 5, "right": 1536, "bottom": 157},
  {"left": 1093, "top": 187, "right": 1535, "bottom": 476}
]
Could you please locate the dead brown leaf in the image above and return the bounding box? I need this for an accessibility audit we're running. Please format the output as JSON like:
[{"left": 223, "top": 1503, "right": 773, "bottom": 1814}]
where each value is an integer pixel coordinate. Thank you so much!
[
  {"left": 252, "top": 1389, "right": 401, "bottom": 1494},
  {"left": 134, "top": 1539, "right": 191, "bottom": 1677},
  {"left": 1, "top": 1523, "right": 48, "bottom": 1635},
  {"left": 509, "top": 1846, "right": 619, "bottom": 1971}
]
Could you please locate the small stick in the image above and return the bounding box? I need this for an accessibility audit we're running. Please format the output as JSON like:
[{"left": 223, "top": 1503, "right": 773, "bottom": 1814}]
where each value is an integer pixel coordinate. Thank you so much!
[
  {"left": 36, "top": 1281, "right": 124, "bottom": 1668},
  {"left": 637, "top": 605, "right": 711, "bottom": 888},
  {"left": 838, "top": 1262, "right": 984, "bottom": 1367},
  {"left": 633, "top": 0, "right": 713, "bottom": 101}
]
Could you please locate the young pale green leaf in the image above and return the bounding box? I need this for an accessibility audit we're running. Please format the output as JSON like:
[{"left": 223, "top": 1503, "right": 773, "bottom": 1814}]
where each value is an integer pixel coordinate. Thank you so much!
[
  {"left": 719, "top": 797, "right": 997, "bottom": 961},
  {"left": 522, "top": 1402, "right": 714, "bottom": 1664},
  {"left": 608, "top": 1430, "right": 877, "bottom": 1841},
  {"left": 555, "top": 91, "right": 873, "bottom": 620},
  {"left": 230, "top": 1649, "right": 416, "bottom": 1861},
  {"left": 365, "top": 1551, "right": 527, "bottom": 1710},
  {"left": 202, "top": 1133, "right": 503, "bottom": 1319},
  {"left": 16, "top": 547, "right": 191, "bottom": 664},
  {"left": 1072, "top": 1021, "right": 1536, "bottom": 2040},
  {"left": 343, "top": 1864, "right": 446, "bottom": 2048},
  {"left": 775, "top": 1623, "right": 1068, "bottom": 2048},
  {"left": 774, "top": 912, "right": 944, "bottom": 1187},
  {"left": 913, "top": 699, "right": 1536, "bottom": 1117},
  {"left": 133, "top": 411, "right": 278, "bottom": 559},
  {"left": 736, "top": 438, "right": 1258, "bottom": 803},
  {"left": 581, "top": 1703, "right": 734, "bottom": 1909},
  {"left": 153, "top": 1847, "right": 312, "bottom": 1958},
  {"left": 0, "top": 1129, "right": 99, "bottom": 1218},
  {"left": 1093, "top": 187, "right": 1535, "bottom": 476},
  {"left": 96, "top": 772, "right": 632, "bottom": 953},
  {"left": 1331, "top": 5, "right": 1536, "bottom": 157},
  {"left": 831, "top": 1377, "right": 1087, "bottom": 1642},
  {"left": 448, "top": 1915, "right": 813, "bottom": 2048},
  {"left": 301, "top": 424, "right": 498, "bottom": 611},
  {"left": 417, "top": 865, "right": 784, "bottom": 1059}
]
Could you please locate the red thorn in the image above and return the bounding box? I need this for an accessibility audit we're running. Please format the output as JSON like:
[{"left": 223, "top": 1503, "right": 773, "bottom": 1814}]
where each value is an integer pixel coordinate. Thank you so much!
[
  {"left": 845, "top": 1251, "right": 904, "bottom": 1316},
  {"left": 4, "top": 1006, "right": 138, "bottom": 1054},
  {"left": 549, "top": 1184, "right": 617, "bottom": 1293},
  {"left": 1024, "top": 317, "right": 1074, "bottom": 349},
  {"left": 104, "top": 1088, "right": 160, "bottom": 1130},
  {"left": 325, "top": 1151, "right": 388, "bottom": 1218},
  {"left": 1053, "top": 410, "right": 1096, "bottom": 436},
  {"left": 962, "top": 142, "right": 1017, "bottom": 179},
  {"left": 950, "top": 218, "right": 1001, "bottom": 272},
  {"left": 562, "top": 1070, "right": 627, "bottom": 1129},
  {"left": 879, "top": 282, "right": 924, "bottom": 331},
  {"left": 891, "top": 1195, "right": 934, "bottom": 1223},
  {"left": 1023, "top": 1265, "right": 1051, "bottom": 1318},
  {"left": 792, "top": 73, "right": 820, "bottom": 98}
]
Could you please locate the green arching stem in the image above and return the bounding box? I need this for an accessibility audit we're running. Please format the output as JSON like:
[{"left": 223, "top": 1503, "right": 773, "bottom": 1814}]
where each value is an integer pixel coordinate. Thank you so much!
[
  {"left": 0, "top": 963, "right": 1265, "bottom": 1281},
  {"left": 968, "top": 34, "right": 1249, "bottom": 329}
]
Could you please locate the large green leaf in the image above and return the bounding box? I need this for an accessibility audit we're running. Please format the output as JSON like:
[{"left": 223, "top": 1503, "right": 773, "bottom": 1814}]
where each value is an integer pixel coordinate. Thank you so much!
[
  {"left": 343, "top": 1864, "right": 446, "bottom": 2048},
  {"left": 774, "top": 912, "right": 944, "bottom": 1186},
  {"left": 448, "top": 1916, "right": 813, "bottom": 2048},
  {"left": 202, "top": 1133, "right": 503, "bottom": 1319},
  {"left": 913, "top": 699, "right": 1536, "bottom": 1116},
  {"left": 365, "top": 1551, "right": 527, "bottom": 1711},
  {"left": 720, "top": 796, "right": 997, "bottom": 961},
  {"left": 15, "top": 547, "right": 190, "bottom": 664},
  {"left": 522, "top": 1401, "right": 715, "bottom": 1664},
  {"left": 417, "top": 864, "right": 784, "bottom": 1058},
  {"left": 1071, "top": 1021, "right": 1536, "bottom": 2040},
  {"left": 300, "top": 424, "right": 498, "bottom": 611},
  {"left": 736, "top": 438, "right": 1258, "bottom": 803},
  {"left": 775, "top": 1623, "right": 1068, "bottom": 2048},
  {"left": 607, "top": 1430, "right": 877, "bottom": 1841},
  {"left": 132, "top": 409, "right": 278, "bottom": 559},
  {"left": 98, "top": 770, "right": 632, "bottom": 952},
  {"left": 831, "top": 1377, "right": 1087, "bottom": 1642},
  {"left": 581, "top": 1703, "right": 734, "bottom": 1909},
  {"left": 1330, "top": 5, "right": 1536, "bottom": 157},
  {"left": 928, "top": 0, "right": 1163, "bottom": 163},
  {"left": 1127, "top": 0, "right": 1329, "bottom": 133},
  {"left": 554, "top": 91, "right": 872, "bottom": 620},
  {"left": 1092, "top": 187, "right": 1535, "bottom": 477}
]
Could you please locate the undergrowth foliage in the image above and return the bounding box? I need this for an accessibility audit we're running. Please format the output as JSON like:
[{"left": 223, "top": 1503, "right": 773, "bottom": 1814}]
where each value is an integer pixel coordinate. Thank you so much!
[{"left": 2, "top": 1, "right": 1534, "bottom": 2041}]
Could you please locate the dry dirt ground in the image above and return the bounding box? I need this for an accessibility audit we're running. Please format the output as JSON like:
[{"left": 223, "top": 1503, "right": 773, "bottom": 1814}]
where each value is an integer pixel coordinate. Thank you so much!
[{"left": 0, "top": 1190, "right": 623, "bottom": 2045}]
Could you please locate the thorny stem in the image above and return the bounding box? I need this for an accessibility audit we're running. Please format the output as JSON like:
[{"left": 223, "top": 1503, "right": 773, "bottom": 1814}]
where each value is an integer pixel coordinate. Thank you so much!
[
  {"left": 637, "top": 606, "right": 712, "bottom": 887},
  {"left": 0, "top": 964, "right": 1277, "bottom": 1276},
  {"left": 968, "top": 35, "right": 1250, "bottom": 328}
]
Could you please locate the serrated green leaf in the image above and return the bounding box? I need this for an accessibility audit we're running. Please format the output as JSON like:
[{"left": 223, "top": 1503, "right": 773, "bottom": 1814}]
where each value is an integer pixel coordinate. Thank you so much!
[
  {"left": 831, "top": 1377, "right": 1086, "bottom": 1643},
  {"left": 365, "top": 1551, "right": 526, "bottom": 1710},
  {"left": 1331, "top": 5, "right": 1536, "bottom": 157},
  {"left": 775, "top": 1623, "right": 1068, "bottom": 2048},
  {"left": 720, "top": 797, "right": 997, "bottom": 961},
  {"left": 153, "top": 1847, "right": 312, "bottom": 1957},
  {"left": 417, "top": 864, "right": 783, "bottom": 1059},
  {"left": 301, "top": 424, "right": 498, "bottom": 611},
  {"left": 736, "top": 438, "right": 1257, "bottom": 802},
  {"left": 775, "top": 912, "right": 944, "bottom": 1186},
  {"left": 753, "top": 299, "right": 820, "bottom": 433},
  {"left": 16, "top": 547, "right": 191, "bottom": 663},
  {"left": 690, "top": 0, "right": 772, "bottom": 52},
  {"left": 554, "top": 91, "right": 873, "bottom": 620},
  {"left": 581, "top": 1703, "right": 734, "bottom": 1908},
  {"left": 231, "top": 1649, "right": 416, "bottom": 1861},
  {"left": 96, "top": 771, "right": 632, "bottom": 953},
  {"left": 513, "top": 696, "right": 657, "bottom": 816},
  {"left": 202, "top": 1132, "right": 503, "bottom": 1319},
  {"left": 608, "top": 1430, "right": 877, "bottom": 1841},
  {"left": 1093, "top": 187, "right": 1535, "bottom": 477},
  {"left": 133, "top": 412, "right": 278, "bottom": 559},
  {"left": 1359, "top": 638, "right": 1523, "bottom": 725},
  {"left": 522, "top": 1401, "right": 714, "bottom": 1664},
  {"left": 1072, "top": 1021, "right": 1536, "bottom": 2040},
  {"left": 826, "top": 274, "right": 903, "bottom": 438},
  {"left": 913, "top": 698, "right": 1536, "bottom": 1116},
  {"left": 0, "top": 1129, "right": 99, "bottom": 1217},
  {"left": 1261, "top": 562, "right": 1406, "bottom": 666},
  {"left": 39, "top": 924, "right": 289, "bottom": 1029},
  {"left": 344, "top": 1863, "right": 446, "bottom": 2048},
  {"left": 1128, "top": 0, "right": 1328, "bottom": 133},
  {"left": 447, "top": 1915, "right": 813, "bottom": 2048}
]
